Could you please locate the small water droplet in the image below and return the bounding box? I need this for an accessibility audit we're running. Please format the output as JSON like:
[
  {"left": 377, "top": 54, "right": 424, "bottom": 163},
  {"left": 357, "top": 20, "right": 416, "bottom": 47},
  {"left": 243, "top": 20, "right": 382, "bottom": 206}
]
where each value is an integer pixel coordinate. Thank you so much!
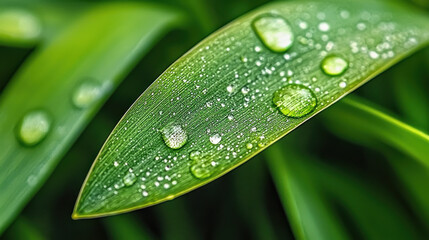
[
  {"left": 246, "top": 143, "right": 253, "bottom": 149},
  {"left": 226, "top": 85, "right": 235, "bottom": 93},
  {"left": 318, "top": 22, "right": 330, "bottom": 32},
  {"left": 72, "top": 81, "right": 103, "bottom": 108},
  {"left": 252, "top": 14, "right": 294, "bottom": 52},
  {"left": 241, "top": 86, "right": 250, "bottom": 95},
  {"left": 123, "top": 172, "right": 137, "bottom": 186},
  {"left": 339, "top": 82, "right": 347, "bottom": 88},
  {"left": 189, "top": 153, "right": 215, "bottom": 179},
  {"left": 0, "top": 9, "right": 41, "bottom": 43},
  {"left": 142, "top": 191, "right": 149, "bottom": 197},
  {"left": 273, "top": 84, "right": 317, "bottom": 118},
  {"left": 320, "top": 55, "right": 348, "bottom": 76},
  {"left": 369, "top": 51, "right": 379, "bottom": 59},
  {"left": 209, "top": 134, "right": 222, "bottom": 144},
  {"left": 160, "top": 123, "right": 187, "bottom": 149},
  {"left": 16, "top": 110, "right": 52, "bottom": 146}
]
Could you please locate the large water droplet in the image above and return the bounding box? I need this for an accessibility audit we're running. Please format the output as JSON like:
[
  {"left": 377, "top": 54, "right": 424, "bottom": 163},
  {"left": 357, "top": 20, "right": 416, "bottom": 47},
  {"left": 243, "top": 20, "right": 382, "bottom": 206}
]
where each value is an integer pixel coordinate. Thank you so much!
[
  {"left": 16, "top": 110, "right": 52, "bottom": 146},
  {"left": 252, "top": 14, "right": 294, "bottom": 52},
  {"left": 0, "top": 9, "right": 41, "bottom": 44},
  {"left": 123, "top": 172, "right": 137, "bottom": 186},
  {"left": 321, "top": 55, "right": 348, "bottom": 76},
  {"left": 72, "top": 81, "right": 103, "bottom": 108},
  {"left": 273, "top": 84, "right": 317, "bottom": 118},
  {"left": 189, "top": 151, "right": 215, "bottom": 179},
  {"left": 160, "top": 123, "right": 187, "bottom": 149}
]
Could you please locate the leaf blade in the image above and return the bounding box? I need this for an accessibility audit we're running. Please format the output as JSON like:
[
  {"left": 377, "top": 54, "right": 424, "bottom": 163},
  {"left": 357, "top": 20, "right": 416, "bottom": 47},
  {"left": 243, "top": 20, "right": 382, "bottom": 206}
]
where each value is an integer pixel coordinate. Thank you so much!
[
  {"left": 323, "top": 96, "right": 429, "bottom": 167},
  {"left": 74, "top": 0, "right": 429, "bottom": 218},
  {"left": 0, "top": 2, "right": 182, "bottom": 233}
]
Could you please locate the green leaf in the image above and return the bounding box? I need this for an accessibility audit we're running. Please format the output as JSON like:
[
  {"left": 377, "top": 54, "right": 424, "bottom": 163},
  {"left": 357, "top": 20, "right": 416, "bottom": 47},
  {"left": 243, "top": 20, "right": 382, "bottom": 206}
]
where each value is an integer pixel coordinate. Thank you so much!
[
  {"left": 73, "top": 0, "right": 429, "bottom": 218},
  {"left": 266, "top": 142, "right": 424, "bottom": 240},
  {"left": 103, "top": 214, "right": 154, "bottom": 240},
  {"left": 323, "top": 96, "right": 429, "bottom": 230},
  {"left": 265, "top": 143, "right": 348, "bottom": 240},
  {"left": 0, "top": 2, "right": 182, "bottom": 233},
  {"left": 323, "top": 96, "right": 429, "bottom": 167}
]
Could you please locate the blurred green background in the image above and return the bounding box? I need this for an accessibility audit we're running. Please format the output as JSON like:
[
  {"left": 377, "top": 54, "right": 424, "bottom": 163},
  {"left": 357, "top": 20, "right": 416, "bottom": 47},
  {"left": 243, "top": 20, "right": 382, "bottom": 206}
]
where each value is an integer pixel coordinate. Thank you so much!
[{"left": 1, "top": 0, "right": 429, "bottom": 239}]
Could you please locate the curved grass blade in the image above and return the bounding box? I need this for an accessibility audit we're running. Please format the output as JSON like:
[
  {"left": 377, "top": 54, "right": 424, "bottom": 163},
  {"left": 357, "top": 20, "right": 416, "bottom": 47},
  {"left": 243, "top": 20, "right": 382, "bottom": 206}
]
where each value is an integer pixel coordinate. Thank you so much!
[
  {"left": 323, "top": 96, "right": 429, "bottom": 167},
  {"left": 265, "top": 144, "right": 348, "bottom": 240},
  {"left": 0, "top": 2, "right": 182, "bottom": 233},
  {"left": 323, "top": 97, "right": 429, "bottom": 229},
  {"left": 74, "top": 0, "right": 429, "bottom": 218},
  {"left": 104, "top": 215, "right": 154, "bottom": 240},
  {"left": 266, "top": 143, "right": 424, "bottom": 240}
]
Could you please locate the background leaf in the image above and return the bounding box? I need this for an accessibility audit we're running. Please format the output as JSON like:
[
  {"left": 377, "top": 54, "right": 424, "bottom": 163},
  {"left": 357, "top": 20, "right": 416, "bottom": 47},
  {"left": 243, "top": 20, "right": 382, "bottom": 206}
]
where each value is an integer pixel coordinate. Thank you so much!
[
  {"left": 74, "top": 0, "right": 429, "bottom": 218},
  {"left": 323, "top": 96, "right": 429, "bottom": 167},
  {"left": 266, "top": 138, "right": 425, "bottom": 240},
  {"left": 323, "top": 96, "right": 429, "bottom": 233},
  {"left": 0, "top": 2, "right": 182, "bottom": 233}
]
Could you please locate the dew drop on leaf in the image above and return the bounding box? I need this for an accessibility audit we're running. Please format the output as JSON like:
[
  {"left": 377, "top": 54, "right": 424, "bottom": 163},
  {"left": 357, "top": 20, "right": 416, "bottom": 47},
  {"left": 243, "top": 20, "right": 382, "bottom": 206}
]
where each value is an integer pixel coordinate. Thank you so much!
[
  {"left": 72, "top": 81, "right": 103, "bottom": 109},
  {"left": 160, "top": 123, "right": 187, "bottom": 149},
  {"left": 252, "top": 14, "right": 294, "bottom": 52},
  {"left": 16, "top": 110, "right": 52, "bottom": 146},
  {"left": 272, "top": 84, "right": 317, "bottom": 118},
  {"left": 320, "top": 55, "right": 349, "bottom": 76},
  {"left": 189, "top": 150, "right": 201, "bottom": 160},
  {"left": 209, "top": 134, "right": 222, "bottom": 144},
  {"left": 122, "top": 172, "right": 137, "bottom": 187},
  {"left": 189, "top": 152, "right": 216, "bottom": 179},
  {"left": 0, "top": 9, "right": 41, "bottom": 42},
  {"left": 318, "top": 22, "right": 330, "bottom": 32}
]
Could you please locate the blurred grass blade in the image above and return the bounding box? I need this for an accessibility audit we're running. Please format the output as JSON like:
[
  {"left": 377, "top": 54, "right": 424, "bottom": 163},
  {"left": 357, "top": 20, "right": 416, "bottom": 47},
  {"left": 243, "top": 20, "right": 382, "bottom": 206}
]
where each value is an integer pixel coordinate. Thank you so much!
[
  {"left": 74, "top": 0, "right": 429, "bottom": 218},
  {"left": 392, "top": 50, "right": 429, "bottom": 131},
  {"left": 266, "top": 142, "right": 423, "bottom": 240},
  {"left": 323, "top": 96, "right": 429, "bottom": 231},
  {"left": 323, "top": 96, "right": 429, "bottom": 167},
  {"left": 0, "top": 2, "right": 183, "bottom": 233},
  {"left": 265, "top": 144, "right": 349, "bottom": 240},
  {"left": 104, "top": 214, "right": 154, "bottom": 240},
  {"left": 234, "top": 158, "right": 278, "bottom": 240},
  {"left": 385, "top": 152, "right": 429, "bottom": 231}
]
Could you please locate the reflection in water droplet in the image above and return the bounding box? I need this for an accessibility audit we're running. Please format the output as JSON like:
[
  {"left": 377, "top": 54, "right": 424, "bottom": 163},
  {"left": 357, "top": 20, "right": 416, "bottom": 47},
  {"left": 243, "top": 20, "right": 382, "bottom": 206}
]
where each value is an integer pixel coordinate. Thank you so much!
[
  {"left": 16, "top": 110, "right": 51, "bottom": 146},
  {"left": 273, "top": 84, "right": 317, "bottom": 118},
  {"left": 209, "top": 134, "right": 222, "bottom": 144},
  {"left": 321, "top": 55, "right": 348, "bottom": 76},
  {"left": 72, "top": 81, "right": 103, "bottom": 108},
  {"left": 161, "top": 123, "right": 187, "bottom": 149},
  {"left": 0, "top": 9, "right": 41, "bottom": 43},
  {"left": 246, "top": 143, "right": 253, "bottom": 149},
  {"left": 252, "top": 14, "right": 294, "bottom": 52},
  {"left": 123, "top": 172, "right": 137, "bottom": 186}
]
